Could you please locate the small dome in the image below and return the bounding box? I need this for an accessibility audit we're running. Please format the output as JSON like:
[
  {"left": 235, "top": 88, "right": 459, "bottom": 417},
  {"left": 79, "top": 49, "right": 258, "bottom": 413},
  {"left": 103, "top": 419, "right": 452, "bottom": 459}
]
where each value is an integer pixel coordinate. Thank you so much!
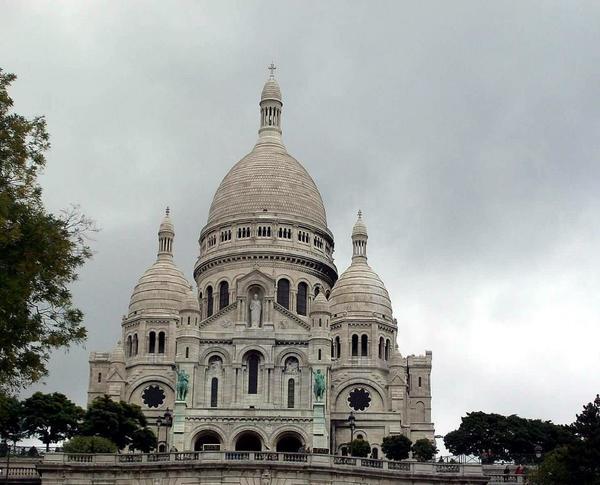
[
  {"left": 128, "top": 259, "right": 190, "bottom": 316},
  {"left": 311, "top": 291, "right": 330, "bottom": 315},
  {"left": 329, "top": 260, "right": 393, "bottom": 320},
  {"left": 159, "top": 212, "right": 174, "bottom": 234},
  {"left": 181, "top": 287, "right": 200, "bottom": 313},
  {"left": 352, "top": 210, "right": 368, "bottom": 237},
  {"left": 261, "top": 78, "right": 282, "bottom": 102}
]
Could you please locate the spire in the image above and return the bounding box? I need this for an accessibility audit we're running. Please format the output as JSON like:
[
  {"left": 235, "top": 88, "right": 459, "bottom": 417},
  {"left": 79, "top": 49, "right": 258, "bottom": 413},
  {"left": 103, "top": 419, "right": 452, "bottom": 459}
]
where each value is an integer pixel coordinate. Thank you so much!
[
  {"left": 351, "top": 210, "right": 368, "bottom": 261},
  {"left": 258, "top": 64, "right": 283, "bottom": 140},
  {"left": 158, "top": 207, "right": 174, "bottom": 259}
]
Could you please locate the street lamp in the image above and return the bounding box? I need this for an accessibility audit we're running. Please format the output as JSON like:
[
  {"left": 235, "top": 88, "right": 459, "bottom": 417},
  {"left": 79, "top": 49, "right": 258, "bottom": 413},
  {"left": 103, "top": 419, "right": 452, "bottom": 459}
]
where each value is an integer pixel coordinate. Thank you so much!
[
  {"left": 348, "top": 411, "right": 356, "bottom": 455},
  {"left": 534, "top": 443, "right": 543, "bottom": 463},
  {"left": 156, "top": 408, "right": 173, "bottom": 452}
]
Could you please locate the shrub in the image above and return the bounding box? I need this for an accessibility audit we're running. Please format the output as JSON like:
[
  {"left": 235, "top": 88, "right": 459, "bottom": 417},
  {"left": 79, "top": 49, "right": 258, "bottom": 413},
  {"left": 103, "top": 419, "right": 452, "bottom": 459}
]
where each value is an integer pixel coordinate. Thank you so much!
[{"left": 63, "top": 436, "right": 117, "bottom": 454}]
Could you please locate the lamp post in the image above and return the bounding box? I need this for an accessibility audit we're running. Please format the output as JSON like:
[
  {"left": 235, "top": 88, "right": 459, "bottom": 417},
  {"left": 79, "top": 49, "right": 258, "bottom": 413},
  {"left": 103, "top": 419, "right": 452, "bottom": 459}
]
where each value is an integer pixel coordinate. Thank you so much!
[
  {"left": 156, "top": 408, "right": 173, "bottom": 452},
  {"left": 534, "top": 443, "right": 543, "bottom": 464},
  {"left": 348, "top": 411, "right": 356, "bottom": 455}
]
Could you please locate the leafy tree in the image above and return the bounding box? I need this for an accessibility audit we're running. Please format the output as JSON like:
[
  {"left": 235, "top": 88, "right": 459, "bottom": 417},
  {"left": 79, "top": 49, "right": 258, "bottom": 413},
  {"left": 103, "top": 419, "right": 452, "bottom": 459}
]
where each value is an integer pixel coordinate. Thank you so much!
[
  {"left": 130, "top": 427, "right": 157, "bottom": 453},
  {"left": 0, "top": 393, "right": 26, "bottom": 452},
  {"left": 381, "top": 434, "right": 412, "bottom": 461},
  {"left": 412, "top": 438, "right": 437, "bottom": 461},
  {"left": 22, "top": 392, "right": 84, "bottom": 451},
  {"left": 350, "top": 438, "right": 371, "bottom": 457},
  {"left": 0, "top": 69, "right": 95, "bottom": 391},
  {"left": 444, "top": 411, "right": 574, "bottom": 464},
  {"left": 80, "top": 395, "right": 149, "bottom": 450},
  {"left": 63, "top": 436, "right": 117, "bottom": 454},
  {"left": 567, "top": 394, "right": 600, "bottom": 484}
]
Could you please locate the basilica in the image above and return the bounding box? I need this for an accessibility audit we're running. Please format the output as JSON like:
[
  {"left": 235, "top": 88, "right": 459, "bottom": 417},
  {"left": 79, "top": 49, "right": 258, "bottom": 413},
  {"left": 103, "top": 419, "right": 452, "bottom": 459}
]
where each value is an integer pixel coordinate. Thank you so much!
[{"left": 87, "top": 69, "right": 434, "bottom": 458}]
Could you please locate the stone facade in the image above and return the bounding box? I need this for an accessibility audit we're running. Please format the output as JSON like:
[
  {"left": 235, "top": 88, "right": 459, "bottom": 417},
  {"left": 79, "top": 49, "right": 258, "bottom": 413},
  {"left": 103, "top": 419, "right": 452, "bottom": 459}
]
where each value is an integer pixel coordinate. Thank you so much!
[{"left": 88, "top": 69, "right": 434, "bottom": 457}]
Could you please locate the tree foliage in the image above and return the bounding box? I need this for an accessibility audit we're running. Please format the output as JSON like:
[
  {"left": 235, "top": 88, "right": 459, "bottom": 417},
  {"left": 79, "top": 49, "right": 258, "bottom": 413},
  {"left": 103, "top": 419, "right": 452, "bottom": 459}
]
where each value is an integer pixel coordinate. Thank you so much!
[
  {"left": 81, "top": 395, "right": 151, "bottom": 450},
  {"left": 350, "top": 438, "right": 371, "bottom": 457},
  {"left": 444, "top": 411, "right": 574, "bottom": 464},
  {"left": 0, "top": 393, "right": 26, "bottom": 446},
  {"left": 131, "top": 427, "right": 157, "bottom": 453},
  {"left": 381, "top": 434, "right": 412, "bottom": 461},
  {"left": 22, "top": 392, "right": 84, "bottom": 451},
  {"left": 63, "top": 435, "right": 117, "bottom": 454},
  {"left": 412, "top": 438, "right": 437, "bottom": 461},
  {"left": 0, "top": 69, "right": 95, "bottom": 391}
]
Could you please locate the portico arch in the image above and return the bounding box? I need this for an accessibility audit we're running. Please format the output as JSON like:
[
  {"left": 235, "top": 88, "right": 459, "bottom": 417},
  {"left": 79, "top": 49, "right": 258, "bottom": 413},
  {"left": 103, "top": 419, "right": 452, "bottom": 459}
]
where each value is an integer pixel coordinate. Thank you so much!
[
  {"left": 234, "top": 430, "right": 263, "bottom": 451},
  {"left": 193, "top": 430, "right": 223, "bottom": 451},
  {"left": 275, "top": 431, "right": 305, "bottom": 453}
]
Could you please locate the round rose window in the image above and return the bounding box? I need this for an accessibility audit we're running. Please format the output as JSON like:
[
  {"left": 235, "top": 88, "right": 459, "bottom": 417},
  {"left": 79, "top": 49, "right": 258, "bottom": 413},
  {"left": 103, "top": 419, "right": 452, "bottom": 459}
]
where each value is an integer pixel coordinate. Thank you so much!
[
  {"left": 348, "top": 388, "right": 371, "bottom": 411},
  {"left": 142, "top": 385, "right": 165, "bottom": 408}
]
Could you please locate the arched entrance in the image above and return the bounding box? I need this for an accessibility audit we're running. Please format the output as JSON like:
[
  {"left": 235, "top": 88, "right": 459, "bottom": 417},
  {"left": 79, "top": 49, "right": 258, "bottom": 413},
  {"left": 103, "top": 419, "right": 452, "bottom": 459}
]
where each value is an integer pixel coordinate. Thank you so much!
[
  {"left": 235, "top": 431, "right": 262, "bottom": 451},
  {"left": 275, "top": 432, "right": 304, "bottom": 453},
  {"left": 193, "top": 431, "right": 222, "bottom": 451}
]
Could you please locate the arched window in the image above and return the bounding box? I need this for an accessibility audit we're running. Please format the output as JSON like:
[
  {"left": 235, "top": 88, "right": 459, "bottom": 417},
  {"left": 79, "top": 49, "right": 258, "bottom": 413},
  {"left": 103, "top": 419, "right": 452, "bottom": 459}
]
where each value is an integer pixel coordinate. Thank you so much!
[
  {"left": 219, "top": 281, "right": 229, "bottom": 309},
  {"left": 361, "top": 334, "right": 368, "bottom": 356},
  {"left": 127, "top": 335, "right": 132, "bottom": 357},
  {"left": 351, "top": 335, "right": 359, "bottom": 357},
  {"left": 133, "top": 334, "right": 138, "bottom": 356},
  {"left": 385, "top": 339, "right": 391, "bottom": 361},
  {"left": 158, "top": 332, "right": 165, "bottom": 354},
  {"left": 379, "top": 337, "right": 384, "bottom": 359},
  {"left": 287, "top": 379, "right": 295, "bottom": 408},
  {"left": 97, "top": 372, "right": 102, "bottom": 383},
  {"left": 335, "top": 336, "right": 341, "bottom": 358},
  {"left": 296, "top": 282, "right": 308, "bottom": 316},
  {"left": 318, "top": 349, "right": 322, "bottom": 360},
  {"left": 211, "top": 377, "right": 218, "bottom": 407},
  {"left": 331, "top": 340, "right": 334, "bottom": 358},
  {"left": 314, "top": 286, "right": 320, "bottom": 297},
  {"left": 277, "top": 279, "right": 290, "bottom": 309},
  {"left": 148, "top": 332, "right": 156, "bottom": 353},
  {"left": 185, "top": 347, "right": 189, "bottom": 359},
  {"left": 206, "top": 286, "right": 213, "bottom": 317},
  {"left": 371, "top": 448, "right": 379, "bottom": 459},
  {"left": 247, "top": 353, "right": 259, "bottom": 394}
]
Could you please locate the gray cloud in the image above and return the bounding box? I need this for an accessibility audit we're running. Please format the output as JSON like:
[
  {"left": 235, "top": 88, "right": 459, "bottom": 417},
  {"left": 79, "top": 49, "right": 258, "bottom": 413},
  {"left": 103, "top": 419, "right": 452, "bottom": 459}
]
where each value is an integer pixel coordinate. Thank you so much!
[{"left": 2, "top": 0, "right": 599, "bottom": 446}]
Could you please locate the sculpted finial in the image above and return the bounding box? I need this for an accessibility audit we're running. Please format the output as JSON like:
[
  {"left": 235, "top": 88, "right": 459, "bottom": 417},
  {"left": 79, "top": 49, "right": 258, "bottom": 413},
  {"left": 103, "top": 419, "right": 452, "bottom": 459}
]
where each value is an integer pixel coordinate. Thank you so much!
[
  {"left": 165, "top": 206, "right": 170, "bottom": 217},
  {"left": 268, "top": 62, "right": 277, "bottom": 79}
]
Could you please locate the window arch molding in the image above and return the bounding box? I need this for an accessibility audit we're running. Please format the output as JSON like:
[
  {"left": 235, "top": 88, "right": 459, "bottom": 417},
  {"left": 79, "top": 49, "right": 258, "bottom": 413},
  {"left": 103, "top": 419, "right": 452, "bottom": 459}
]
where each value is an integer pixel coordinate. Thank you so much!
[
  {"left": 274, "top": 349, "right": 307, "bottom": 368},
  {"left": 199, "top": 348, "right": 232, "bottom": 367}
]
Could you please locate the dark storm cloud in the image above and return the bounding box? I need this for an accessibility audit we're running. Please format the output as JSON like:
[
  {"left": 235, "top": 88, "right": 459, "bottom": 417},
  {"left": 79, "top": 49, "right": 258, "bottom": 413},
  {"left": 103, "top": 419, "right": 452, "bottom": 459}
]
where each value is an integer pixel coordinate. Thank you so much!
[{"left": 1, "top": 0, "right": 599, "bottom": 444}]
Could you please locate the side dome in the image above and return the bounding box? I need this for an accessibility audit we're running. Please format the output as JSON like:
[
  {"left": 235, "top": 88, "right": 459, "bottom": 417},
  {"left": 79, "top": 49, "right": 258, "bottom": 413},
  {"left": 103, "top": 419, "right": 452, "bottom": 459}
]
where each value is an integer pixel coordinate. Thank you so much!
[
  {"left": 329, "top": 211, "right": 393, "bottom": 321},
  {"left": 128, "top": 209, "right": 191, "bottom": 316},
  {"left": 181, "top": 287, "right": 200, "bottom": 313}
]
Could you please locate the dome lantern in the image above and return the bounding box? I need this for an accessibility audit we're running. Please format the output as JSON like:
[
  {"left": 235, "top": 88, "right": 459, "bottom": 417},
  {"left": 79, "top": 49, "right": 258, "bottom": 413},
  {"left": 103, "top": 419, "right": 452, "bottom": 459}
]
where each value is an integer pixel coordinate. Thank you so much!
[
  {"left": 352, "top": 210, "right": 368, "bottom": 261},
  {"left": 258, "top": 63, "right": 283, "bottom": 139},
  {"left": 158, "top": 206, "right": 174, "bottom": 260}
]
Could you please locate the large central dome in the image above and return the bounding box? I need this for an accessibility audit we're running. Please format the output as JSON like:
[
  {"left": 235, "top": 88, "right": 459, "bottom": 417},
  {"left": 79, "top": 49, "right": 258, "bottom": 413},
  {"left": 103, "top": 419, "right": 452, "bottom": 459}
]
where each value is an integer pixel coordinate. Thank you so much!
[{"left": 207, "top": 143, "right": 328, "bottom": 229}]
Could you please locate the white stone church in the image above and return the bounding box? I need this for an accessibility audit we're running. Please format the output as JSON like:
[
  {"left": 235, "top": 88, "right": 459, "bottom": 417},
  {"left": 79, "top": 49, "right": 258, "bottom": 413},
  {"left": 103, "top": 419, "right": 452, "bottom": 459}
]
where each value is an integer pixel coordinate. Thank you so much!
[{"left": 87, "top": 69, "right": 434, "bottom": 458}]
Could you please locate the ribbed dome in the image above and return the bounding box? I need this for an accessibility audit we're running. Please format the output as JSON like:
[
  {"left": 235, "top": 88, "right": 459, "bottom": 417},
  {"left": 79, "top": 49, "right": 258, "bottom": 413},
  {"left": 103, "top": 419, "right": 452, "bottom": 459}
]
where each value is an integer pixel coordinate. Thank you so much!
[
  {"left": 207, "top": 143, "right": 328, "bottom": 230},
  {"left": 329, "top": 260, "right": 393, "bottom": 320},
  {"left": 128, "top": 259, "right": 190, "bottom": 316},
  {"left": 181, "top": 287, "right": 200, "bottom": 313},
  {"left": 261, "top": 78, "right": 281, "bottom": 102},
  {"left": 311, "top": 291, "right": 330, "bottom": 315}
]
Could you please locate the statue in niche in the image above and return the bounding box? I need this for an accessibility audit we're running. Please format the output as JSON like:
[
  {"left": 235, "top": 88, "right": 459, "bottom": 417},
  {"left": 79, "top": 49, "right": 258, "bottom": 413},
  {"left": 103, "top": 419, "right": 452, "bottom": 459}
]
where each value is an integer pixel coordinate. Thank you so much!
[
  {"left": 209, "top": 357, "right": 222, "bottom": 372},
  {"left": 249, "top": 293, "right": 262, "bottom": 327},
  {"left": 285, "top": 358, "right": 299, "bottom": 374}
]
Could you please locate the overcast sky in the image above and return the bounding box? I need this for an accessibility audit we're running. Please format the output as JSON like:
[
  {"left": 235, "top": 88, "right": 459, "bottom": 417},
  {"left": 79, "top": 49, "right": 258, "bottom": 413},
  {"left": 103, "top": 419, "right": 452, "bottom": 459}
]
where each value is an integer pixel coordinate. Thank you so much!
[{"left": 2, "top": 1, "right": 599, "bottom": 446}]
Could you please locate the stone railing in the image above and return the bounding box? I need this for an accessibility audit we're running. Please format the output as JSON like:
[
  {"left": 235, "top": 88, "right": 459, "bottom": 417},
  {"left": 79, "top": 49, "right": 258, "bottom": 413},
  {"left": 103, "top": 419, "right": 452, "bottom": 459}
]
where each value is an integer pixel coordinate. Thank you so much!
[{"left": 41, "top": 451, "right": 485, "bottom": 478}]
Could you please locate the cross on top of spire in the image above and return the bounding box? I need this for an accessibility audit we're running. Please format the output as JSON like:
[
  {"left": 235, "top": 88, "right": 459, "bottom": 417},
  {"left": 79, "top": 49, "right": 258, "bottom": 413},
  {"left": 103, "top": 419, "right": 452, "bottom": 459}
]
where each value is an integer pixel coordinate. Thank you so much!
[
  {"left": 268, "top": 62, "right": 277, "bottom": 79},
  {"left": 165, "top": 206, "right": 170, "bottom": 216}
]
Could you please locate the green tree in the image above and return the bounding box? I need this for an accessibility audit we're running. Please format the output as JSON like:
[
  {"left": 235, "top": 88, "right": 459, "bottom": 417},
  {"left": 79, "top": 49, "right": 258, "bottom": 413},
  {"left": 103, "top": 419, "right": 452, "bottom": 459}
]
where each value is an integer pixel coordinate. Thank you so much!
[
  {"left": 0, "top": 393, "right": 26, "bottom": 453},
  {"left": 412, "top": 438, "right": 437, "bottom": 461},
  {"left": 350, "top": 438, "right": 371, "bottom": 457},
  {"left": 381, "top": 434, "right": 412, "bottom": 461},
  {"left": 0, "top": 69, "right": 94, "bottom": 391},
  {"left": 131, "top": 427, "right": 157, "bottom": 453},
  {"left": 80, "top": 395, "right": 149, "bottom": 450},
  {"left": 22, "top": 392, "right": 84, "bottom": 451},
  {"left": 568, "top": 394, "right": 600, "bottom": 484},
  {"left": 63, "top": 436, "right": 117, "bottom": 454}
]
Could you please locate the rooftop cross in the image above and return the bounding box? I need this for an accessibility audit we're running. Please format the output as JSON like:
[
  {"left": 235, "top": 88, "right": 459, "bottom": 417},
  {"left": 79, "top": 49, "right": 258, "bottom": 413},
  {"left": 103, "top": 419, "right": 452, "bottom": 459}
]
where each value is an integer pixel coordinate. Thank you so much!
[
  {"left": 268, "top": 62, "right": 277, "bottom": 79},
  {"left": 165, "top": 206, "right": 170, "bottom": 216}
]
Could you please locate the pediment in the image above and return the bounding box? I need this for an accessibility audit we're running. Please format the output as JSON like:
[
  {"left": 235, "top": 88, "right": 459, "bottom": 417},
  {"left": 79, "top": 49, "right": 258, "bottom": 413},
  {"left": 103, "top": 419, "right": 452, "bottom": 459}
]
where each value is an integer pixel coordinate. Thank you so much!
[
  {"left": 236, "top": 269, "right": 276, "bottom": 298},
  {"left": 273, "top": 303, "right": 311, "bottom": 331},
  {"left": 106, "top": 367, "right": 126, "bottom": 383}
]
